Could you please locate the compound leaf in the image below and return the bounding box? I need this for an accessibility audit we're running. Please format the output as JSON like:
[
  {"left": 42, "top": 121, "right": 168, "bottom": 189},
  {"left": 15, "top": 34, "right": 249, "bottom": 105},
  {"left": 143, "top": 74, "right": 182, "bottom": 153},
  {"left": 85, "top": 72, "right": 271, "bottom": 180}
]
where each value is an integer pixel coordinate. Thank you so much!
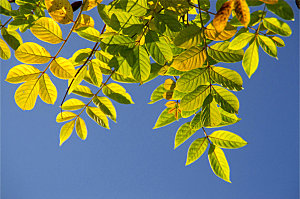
[
  {"left": 186, "top": 137, "right": 209, "bottom": 165},
  {"left": 59, "top": 120, "right": 75, "bottom": 146},
  {"left": 209, "top": 130, "right": 247, "bottom": 149},
  {"left": 6, "top": 64, "right": 41, "bottom": 84},
  {"left": 14, "top": 80, "right": 39, "bottom": 110},
  {"left": 39, "top": 74, "right": 57, "bottom": 104},
  {"left": 15, "top": 42, "right": 51, "bottom": 64}
]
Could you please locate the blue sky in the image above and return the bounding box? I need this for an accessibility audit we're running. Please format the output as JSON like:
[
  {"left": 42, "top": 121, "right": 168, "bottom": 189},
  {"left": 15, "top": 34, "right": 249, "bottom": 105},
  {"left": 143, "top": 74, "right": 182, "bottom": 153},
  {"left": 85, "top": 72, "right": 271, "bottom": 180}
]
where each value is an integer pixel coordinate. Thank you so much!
[{"left": 1, "top": 1, "right": 299, "bottom": 199}]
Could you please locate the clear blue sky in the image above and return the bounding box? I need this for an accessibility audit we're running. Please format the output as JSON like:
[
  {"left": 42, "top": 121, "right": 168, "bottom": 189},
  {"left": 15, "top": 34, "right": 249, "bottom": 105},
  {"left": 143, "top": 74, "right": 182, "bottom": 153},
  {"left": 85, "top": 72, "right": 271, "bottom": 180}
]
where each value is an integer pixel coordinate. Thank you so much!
[{"left": 1, "top": 1, "right": 299, "bottom": 199}]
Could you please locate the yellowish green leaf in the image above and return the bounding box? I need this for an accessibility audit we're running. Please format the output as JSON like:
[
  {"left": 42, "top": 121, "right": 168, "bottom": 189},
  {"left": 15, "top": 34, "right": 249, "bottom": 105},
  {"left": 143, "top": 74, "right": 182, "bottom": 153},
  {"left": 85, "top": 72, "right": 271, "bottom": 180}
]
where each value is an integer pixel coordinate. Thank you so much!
[
  {"left": 15, "top": 42, "right": 51, "bottom": 64},
  {"left": 6, "top": 64, "right": 41, "bottom": 84},
  {"left": 0, "top": 38, "right": 10, "bottom": 60},
  {"left": 86, "top": 107, "right": 109, "bottom": 128},
  {"left": 209, "top": 130, "right": 247, "bottom": 149},
  {"left": 45, "top": 0, "right": 73, "bottom": 24},
  {"left": 76, "top": 117, "right": 88, "bottom": 140},
  {"left": 186, "top": 137, "right": 209, "bottom": 165},
  {"left": 56, "top": 111, "right": 77, "bottom": 123},
  {"left": 38, "top": 73, "right": 57, "bottom": 104},
  {"left": 59, "top": 120, "right": 75, "bottom": 146}
]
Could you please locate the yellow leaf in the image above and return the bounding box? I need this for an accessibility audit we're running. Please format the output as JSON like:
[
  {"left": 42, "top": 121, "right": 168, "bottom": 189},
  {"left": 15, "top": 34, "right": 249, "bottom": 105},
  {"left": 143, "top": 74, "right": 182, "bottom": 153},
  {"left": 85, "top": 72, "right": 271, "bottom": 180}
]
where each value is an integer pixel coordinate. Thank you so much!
[
  {"left": 14, "top": 80, "right": 39, "bottom": 110},
  {"left": 82, "top": 0, "right": 103, "bottom": 11},
  {"left": 59, "top": 120, "right": 75, "bottom": 146},
  {"left": 258, "top": 0, "right": 278, "bottom": 4},
  {"left": 212, "top": 0, "right": 234, "bottom": 32},
  {"left": 6, "top": 64, "right": 41, "bottom": 84},
  {"left": 164, "top": 78, "right": 176, "bottom": 90},
  {"left": 76, "top": 117, "right": 88, "bottom": 140},
  {"left": 171, "top": 46, "right": 207, "bottom": 71},
  {"left": 89, "top": 60, "right": 103, "bottom": 87},
  {"left": 165, "top": 101, "right": 177, "bottom": 108},
  {"left": 61, "top": 98, "right": 85, "bottom": 110},
  {"left": 50, "top": 57, "right": 76, "bottom": 79},
  {"left": 39, "top": 73, "right": 57, "bottom": 104},
  {"left": 30, "top": 17, "right": 64, "bottom": 44},
  {"left": 75, "top": 14, "right": 95, "bottom": 30},
  {"left": 0, "top": 38, "right": 11, "bottom": 60},
  {"left": 45, "top": 0, "right": 73, "bottom": 24},
  {"left": 15, "top": 42, "right": 51, "bottom": 64},
  {"left": 205, "top": 23, "right": 237, "bottom": 41},
  {"left": 72, "top": 85, "right": 94, "bottom": 98},
  {"left": 56, "top": 111, "right": 77, "bottom": 123},
  {"left": 68, "top": 66, "right": 87, "bottom": 94},
  {"left": 234, "top": 0, "right": 250, "bottom": 27},
  {"left": 86, "top": 107, "right": 109, "bottom": 129}
]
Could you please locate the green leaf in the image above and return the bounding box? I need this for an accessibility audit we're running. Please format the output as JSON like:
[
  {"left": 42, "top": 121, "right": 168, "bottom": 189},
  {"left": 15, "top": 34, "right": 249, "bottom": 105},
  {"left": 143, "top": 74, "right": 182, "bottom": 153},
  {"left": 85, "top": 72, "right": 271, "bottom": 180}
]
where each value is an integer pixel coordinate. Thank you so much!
[
  {"left": 186, "top": 137, "right": 209, "bottom": 165},
  {"left": 93, "top": 96, "right": 117, "bottom": 122},
  {"left": 72, "top": 85, "right": 94, "bottom": 98},
  {"left": 200, "top": 99, "right": 222, "bottom": 127},
  {"left": 213, "top": 85, "right": 239, "bottom": 114},
  {"left": 266, "top": 0, "right": 294, "bottom": 21},
  {"left": 263, "top": 18, "right": 292, "bottom": 37},
  {"left": 69, "top": 48, "right": 92, "bottom": 66},
  {"left": 228, "top": 32, "right": 255, "bottom": 50},
  {"left": 145, "top": 31, "right": 173, "bottom": 65},
  {"left": 176, "top": 68, "right": 209, "bottom": 92},
  {"left": 0, "top": 38, "right": 10, "bottom": 60},
  {"left": 76, "top": 27, "right": 101, "bottom": 42},
  {"left": 30, "top": 17, "right": 63, "bottom": 44},
  {"left": 270, "top": 36, "right": 285, "bottom": 47},
  {"left": 173, "top": 24, "right": 203, "bottom": 49},
  {"left": 68, "top": 66, "right": 87, "bottom": 94},
  {"left": 6, "top": 64, "right": 41, "bottom": 83},
  {"left": 190, "top": 112, "right": 203, "bottom": 130},
  {"left": 56, "top": 112, "right": 77, "bottom": 123},
  {"left": 216, "top": 0, "right": 227, "bottom": 11},
  {"left": 209, "top": 130, "right": 247, "bottom": 149},
  {"left": 153, "top": 107, "right": 182, "bottom": 129},
  {"left": 171, "top": 46, "right": 207, "bottom": 71},
  {"left": 102, "top": 83, "right": 134, "bottom": 104},
  {"left": 61, "top": 98, "right": 85, "bottom": 110},
  {"left": 210, "top": 66, "right": 243, "bottom": 91},
  {"left": 59, "top": 120, "right": 75, "bottom": 146},
  {"left": 246, "top": 0, "right": 263, "bottom": 6},
  {"left": 0, "top": 0, "right": 11, "bottom": 15},
  {"left": 219, "top": 108, "right": 241, "bottom": 126},
  {"left": 257, "top": 35, "right": 277, "bottom": 58},
  {"left": 113, "top": 0, "right": 149, "bottom": 17},
  {"left": 38, "top": 74, "right": 57, "bottom": 104},
  {"left": 89, "top": 60, "right": 103, "bottom": 87},
  {"left": 132, "top": 45, "right": 151, "bottom": 82},
  {"left": 50, "top": 57, "right": 76, "bottom": 79},
  {"left": 180, "top": 85, "right": 210, "bottom": 111},
  {"left": 174, "top": 122, "right": 197, "bottom": 149},
  {"left": 242, "top": 38, "right": 259, "bottom": 78},
  {"left": 208, "top": 42, "right": 244, "bottom": 63},
  {"left": 149, "top": 84, "right": 166, "bottom": 104},
  {"left": 75, "top": 117, "right": 88, "bottom": 140},
  {"left": 1, "top": 28, "right": 23, "bottom": 50},
  {"left": 86, "top": 107, "right": 109, "bottom": 129},
  {"left": 208, "top": 145, "right": 231, "bottom": 183},
  {"left": 109, "top": 56, "right": 133, "bottom": 78},
  {"left": 101, "top": 34, "right": 135, "bottom": 48},
  {"left": 15, "top": 42, "right": 51, "bottom": 64}
]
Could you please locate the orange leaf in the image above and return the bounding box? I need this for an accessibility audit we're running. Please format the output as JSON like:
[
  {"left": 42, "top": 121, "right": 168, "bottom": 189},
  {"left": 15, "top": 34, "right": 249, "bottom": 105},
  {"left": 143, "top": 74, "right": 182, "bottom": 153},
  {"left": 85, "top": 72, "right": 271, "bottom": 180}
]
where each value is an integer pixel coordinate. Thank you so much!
[
  {"left": 234, "top": 0, "right": 250, "bottom": 27},
  {"left": 258, "top": 0, "right": 278, "bottom": 4},
  {"left": 212, "top": 0, "right": 234, "bottom": 32}
]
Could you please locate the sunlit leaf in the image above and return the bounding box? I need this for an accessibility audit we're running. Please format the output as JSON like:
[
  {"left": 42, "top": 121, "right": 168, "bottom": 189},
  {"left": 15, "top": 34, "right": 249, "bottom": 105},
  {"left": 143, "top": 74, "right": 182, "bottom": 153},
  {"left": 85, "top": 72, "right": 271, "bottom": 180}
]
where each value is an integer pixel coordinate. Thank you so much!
[
  {"left": 257, "top": 35, "right": 277, "bottom": 58},
  {"left": 200, "top": 98, "right": 222, "bottom": 127},
  {"left": 75, "top": 14, "right": 95, "bottom": 30},
  {"left": 212, "top": 0, "right": 234, "bottom": 32},
  {"left": 39, "top": 74, "right": 57, "bottom": 104},
  {"left": 208, "top": 145, "right": 231, "bottom": 183},
  {"left": 242, "top": 38, "right": 259, "bottom": 78},
  {"left": 266, "top": 0, "right": 294, "bottom": 21},
  {"left": 1, "top": 28, "right": 23, "bottom": 50},
  {"left": 82, "top": 0, "right": 103, "bottom": 11},
  {"left": 263, "top": 18, "right": 292, "bottom": 37},
  {"left": 132, "top": 45, "right": 151, "bottom": 82},
  {"left": 89, "top": 60, "right": 103, "bottom": 87},
  {"left": 270, "top": 36, "right": 285, "bottom": 47},
  {"left": 68, "top": 66, "right": 87, "bottom": 94},
  {"left": 258, "top": 0, "right": 278, "bottom": 4},
  {"left": 50, "top": 57, "right": 76, "bottom": 79},
  {"left": 153, "top": 107, "right": 182, "bottom": 129},
  {"left": 61, "top": 98, "right": 85, "bottom": 110},
  {"left": 208, "top": 42, "right": 244, "bottom": 63},
  {"left": 93, "top": 96, "right": 117, "bottom": 122},
  {"left": 102, "top": 83, "right": 134, "bottom": 104},
  {"left": 15, "top": 42, "right": 51, "bottom": 64},
  {"left": 14, "top": 80, "right": 39, "bottom": 110},
  {"left": 0, "top": 38, "right": 10, "bottom": 60},
  {"left": 205, "top": 23, "right": 237, "bottom": 41},
  {"left": 6, "top": 64, "right": 41, "bottom": 84},
  {"left": 234, "top": 0, "right": 250, "bottom": 27},
  {"left": 0, "top": 0, "right": 11, "bottom": 16},
  {"left": 210, "top": 66, "right": 243, "bottom": 91},
  {"left": 228, "top": 32, "right": 255, "bottom": 50},
  {"left": 213, "top": 85, "right": 239, "bottom": 114},
  {"left": 181, "top": 85, "right": 210, "bottom": 111},
  {"left": 30, "top": 17, "right": 63, "bottom": 44},
  {"left": 59, "top": 120, "right": 75, "bottom": 146},
  {"left": 72, "top": 85, "right": 94, "bottom": 98},
  {"left": 149, "top": 84, "right": 166, "bottom": 104},
  {"left": 76, "top": 117, "right": 88, "bottom": 140},
  {"left": 45, "top": 0, "right": 73, "bottom": 24},
  {"left": 86, "top": 107, "right": 109, "bottom": 129},
  {"left": 186, "top": 137, "right": 209, "bottom": 165},
  {"left": 56, "top": 112, "right": 77, "bottom": 123},
  {"left": 176, "top": 68, "right": 209, "bottom": 92},
  {"left": 174, "top": 24, "right": 203, "bottom": 49},
  {"left": 174, "top": 122, "right": 197, "bottom": 149},
  {"left": 209, "top": 130, "right": 247, "bottom": 149},
  {"left": 76, "top": 27, "right": 101, "bottom": 42}
]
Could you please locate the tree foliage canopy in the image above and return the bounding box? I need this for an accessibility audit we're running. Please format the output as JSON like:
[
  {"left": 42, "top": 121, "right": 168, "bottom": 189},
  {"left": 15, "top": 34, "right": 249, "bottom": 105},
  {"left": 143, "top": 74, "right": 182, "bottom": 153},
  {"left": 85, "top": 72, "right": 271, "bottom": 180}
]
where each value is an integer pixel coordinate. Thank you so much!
[{"left": 0, "top": 0, "right": 295, "bottom": 182}]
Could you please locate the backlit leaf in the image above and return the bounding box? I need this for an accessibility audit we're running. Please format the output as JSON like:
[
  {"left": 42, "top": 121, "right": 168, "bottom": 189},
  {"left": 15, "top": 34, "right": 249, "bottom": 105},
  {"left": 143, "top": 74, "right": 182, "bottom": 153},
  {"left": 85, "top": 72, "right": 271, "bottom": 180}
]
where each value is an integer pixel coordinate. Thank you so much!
[
  {"left": 93, "top": 96, "right": 117, "bottom": 122},
  {"left": 234, "top": 0, "right": 250, "bottom": 27},
  {"left": 102, "top": 83, "right": 134, "bottom": 104},
  {"left": 205, "top": 23, "right": 237, "bottom": 41},
  {"left": 176, "top": 68, "right": 209, "bottom": 92},
  {"left": 45, "top": 0, "right": 73, "bottom": 24},
  {"left": 76, "top": 27, "right": 101, "bottom": 42},
  {"left": 208, "top": 41, "right": 244, "bottom": 63},
  {"left": 149, "top": 84, "right": 166, "bottom": 104},
  {"left": 174, "top": 24, "right": 203, "bottom": 49},
  {"left": 75, "top": 117, "right": 88, "bottom": 140},
  {"left": 213, "top": 85, "right": 239, "bottom": 114},
  {"left": 39, "top": 74, "right": 57, "bottom": 104},
  {"left": 209, "top": 130, "right": 247, "bottom": 149},
  {"left": 200, "top": 99, "right": 222, "bottom": 127},
  {"left": 257, "top": 35, "right": 277, "bottom": 58},
  {"left": 242, "top": 38, "right": 259, "bottom": 78},
  {"left": 258, "top": 0, "right": 278, "bottom": 4},
  {"left": 82, "top": 0, "right": 102, "bottom": 11},
  {"left": 86, "top": 107, "right": 109, "bottom": 129},
  {"left": 132, "top": 45, "right": 151, "bottom": 82},
  {"left": 50, "top": 57, "right": 76, "bottom": 79},
  {"left": 181, "top": 85, "right": 210, "bottom": 111},
  {"left": 68, "top": 66, "right": 87, "bottom": 94},
  {"left": 14, "top": 80, "right": 39, "bottom": 110},
  {"left": 72, "top": 85, "right": 94, "bottom": 98},
  {"left": 89, "top": 60, "right": 103, "bottom": 87},
  {"left": 75, "top": 14, "right": 95, "bottom": 30},
  {"left": 228, "top": 32, "right": 255, "bottom": 50},
  {"left": 186, "top": 138, "right": 209, "bottom": 165},
  {"left": 15, "top": 42, "right": 51, "bottom": 64},
  {"left": 212, "top": 0, "right": 234, "bottom": 32},
  {"left": 153, "top": 107, "right": 182, "bottom": 129},
  {"left": 0, "top": 38, "right": 10, "bottom": 60},
  {"left": 270, "top": 36, "right": 285, "bottom": 47},
  {"left": 59, "top": 120, "right": 75, "bottom": 146},
  {"left": 61, "top": 98, "right": 85, "bottom": 110},
  {"left": 6, "top": 64, "right": 41, "bottom": 84},
  {"left": 1, "top": 28, "right": 23, "bottom": 50},
  {"left": 263, "top": 18, "right": 292, "bottom": 37},
  {"left": 210, "top": 66, "right": 243, "bottom": 91},
  {"left": 171, "top": 46, "right": 207, "bottom": 71},
  {"left": 266, "top": 0, "right": 294, "bottom": 20},
  {"left": 30, "top": 17, "right": 63, "bottom": 44},
  {"left": 174, "top": 122, "right": 197, "bottom": 149},
  {"left": 208, "top": 145, "right": 231, "bottom": 183},
  {"left": 56, "top": 111, "right": 77, "bottom": 123}
]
